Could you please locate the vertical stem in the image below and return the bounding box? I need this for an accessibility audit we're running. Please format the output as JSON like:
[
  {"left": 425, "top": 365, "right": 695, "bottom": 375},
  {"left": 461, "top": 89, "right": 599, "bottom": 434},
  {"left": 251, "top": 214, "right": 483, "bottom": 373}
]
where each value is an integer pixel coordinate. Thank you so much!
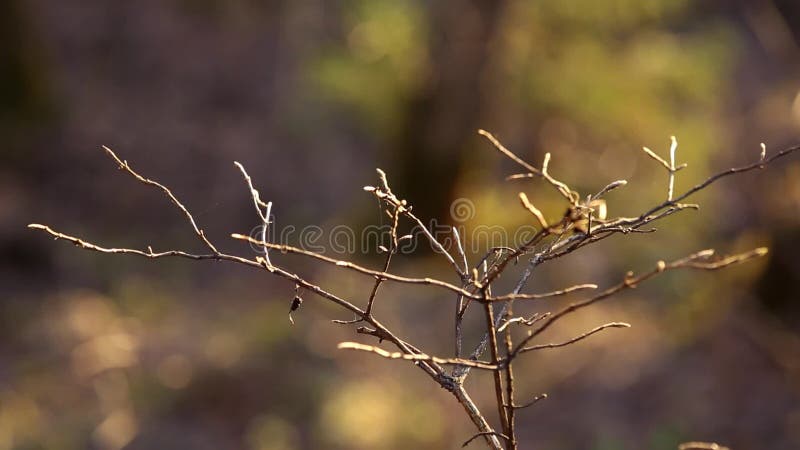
[
  {"left": 668, "top": 135, "right": 677, "bottom": 201},
  {"left": 453, "top": 226, "right": 469, "bottom": 359},
  {"left": 364, "top": 249, "right": 393, "bottom": 316},
  {"left": 365, "top": 205, "right": 400, "bottom": 316},
  {"left": 503, "top": 304, "right": 518, "bottom": 449},
  {"left": 453, "top": 385, "right": 504, "bottom": 450},
  {"left": 484, "top": 300, "right": 509, "bottom": 439},
  {"left": 455, "top": 292, "right": 465, "bottom": 357}
]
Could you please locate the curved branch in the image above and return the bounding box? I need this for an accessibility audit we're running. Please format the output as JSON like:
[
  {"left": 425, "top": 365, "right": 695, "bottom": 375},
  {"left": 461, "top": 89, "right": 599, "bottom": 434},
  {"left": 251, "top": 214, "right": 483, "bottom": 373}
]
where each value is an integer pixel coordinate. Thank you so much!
[
  {"left": 519, "top": 322, "right": 630, "bottom": 353},
  {"left": 336, "top": 342, "right": 499, "bottom": 370},
  {"left": 101, "top": 146, "right": 219, "bottom": 253}
]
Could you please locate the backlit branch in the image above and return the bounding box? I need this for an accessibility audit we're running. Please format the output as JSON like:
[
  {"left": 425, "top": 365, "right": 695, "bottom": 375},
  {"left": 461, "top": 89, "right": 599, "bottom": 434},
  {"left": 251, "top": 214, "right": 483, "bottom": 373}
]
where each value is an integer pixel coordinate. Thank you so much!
[
  {"left": 234, "top": 161, "right": 273, "bottom": 268},
  {"left": 509, "top": 247, "right": 769, "bottom": 360},
  {"left": 519, "top": 322, "right": 630, "bottom": 353},
  {"left": 479, "top": 129, "right": 578, "bottom": 204},
  {"left": 336, "top": 342, "right": 499, "bottom": 370},
  {"left": 101, "top": 145, "right": 220, "bottom": 253}
]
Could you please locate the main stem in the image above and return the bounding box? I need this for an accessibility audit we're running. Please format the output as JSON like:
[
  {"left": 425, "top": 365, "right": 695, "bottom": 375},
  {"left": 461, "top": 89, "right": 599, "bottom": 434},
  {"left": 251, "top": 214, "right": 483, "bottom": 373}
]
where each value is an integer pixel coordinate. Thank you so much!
[
  {"left": 453, "top": 384, "right": 504, "bottom": 449},
  {"left": 503, "top": 303, "right": 518, "bottom": 449},
  {"left": 485, "top": 301, "right": 510, "bottom": 436}
]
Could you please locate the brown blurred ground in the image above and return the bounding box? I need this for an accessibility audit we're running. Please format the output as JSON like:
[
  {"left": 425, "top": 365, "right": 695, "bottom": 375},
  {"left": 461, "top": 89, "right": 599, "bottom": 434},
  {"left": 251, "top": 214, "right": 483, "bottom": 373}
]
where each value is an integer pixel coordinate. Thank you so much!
[{"left": 1, "top": 1, "right": 800, "bottom": 449}]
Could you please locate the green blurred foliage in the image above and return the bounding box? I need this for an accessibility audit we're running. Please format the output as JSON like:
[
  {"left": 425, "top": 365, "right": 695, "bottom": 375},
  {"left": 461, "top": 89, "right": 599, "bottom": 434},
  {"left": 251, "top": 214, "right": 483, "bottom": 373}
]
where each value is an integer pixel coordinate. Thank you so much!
[
  {"left": 0, "top": 0, "right": 54, "bottom": 161},
  {"left": 309, "top": 0, "right": 430, "bottom": 135},
  {"left": 502, "top": 1, "right": 730, "bottom": 132},
  {"left": 310, "top": 0, "right": 739, "bottom": 246}
]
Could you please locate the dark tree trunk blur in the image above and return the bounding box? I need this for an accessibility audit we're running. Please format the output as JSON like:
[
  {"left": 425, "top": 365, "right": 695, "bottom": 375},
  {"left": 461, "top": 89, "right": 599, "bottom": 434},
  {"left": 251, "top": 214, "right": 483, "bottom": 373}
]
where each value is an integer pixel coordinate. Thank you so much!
[
  {"left": 0, "top": 0, "right": 52, "bottom": 161},
  {"left": 390, "top": 0, "right": 505, "bottom": 222}
]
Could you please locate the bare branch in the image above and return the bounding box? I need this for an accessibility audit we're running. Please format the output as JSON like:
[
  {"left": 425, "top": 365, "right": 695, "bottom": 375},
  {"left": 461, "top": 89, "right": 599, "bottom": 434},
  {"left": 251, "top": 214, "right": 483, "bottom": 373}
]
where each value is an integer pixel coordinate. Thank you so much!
[
  {"left": 497, "top": 312, "right": 551, "bottom": 333},
  {"left": 491, "top": 283, "right": 597, "bottom": 301},
  {"left": 502, "top": 303, "right": 518, "bottom": 449},
  {"left": 519, "top": 322, "right": 630, "bottom": 353},
  {"left": 29, "top": 223, "right": 222, "bottom": 261},
  {"left": 455, "top": 254, "right": 544, "bottom": 379},
  {"left": 482, "top": 277, "right": 510, "bottom": 436},
  {"left": 234, "top": 161, "right": 273, "bottom": 267},
  {"left": 101, "top": 145, "right": 219, "bottom": 253},
  {"left": 231, "top": 233, "right": 594, "bottom": 304},
  {"left": 452, "top": 226, "right": 469, "bottom": 274},
  {"left": 509, "top": 247, "right": 770, "bottom": 359},
  {"left": 660, "top": 142, "right": 799, "bottom": 210},
  {"left": 478, "top": 129, "right": 541, "bottom": 175},
  {"left": 336, "top": 342, "right": 499, "bottom": 370},
  {"left": 518, "top": 192, "right": 548, "bottom": 229},
  {"left": 365, "top": 202, "right": 401, "bottom": 316},
  {"left": 355, "top": 326, "right": 392, "bottom": 342},
  {"left": 669, "top": 136, "right": 678, "bottom": 200},
  {"left": 462, "top": 431, "right": 510, "bottom": 448},
  {"left": 541, "top": 152, "right": 576, "bottom": 204},
  {"left": 641, "top": 146, "right": 671, "bottom": 170},
  {"left": 479, "top": 129, "right": 578, "bottom": 204},
  {"left": 507, "top": 393, "right": 548, "bottom": 410},
  {"left": 26, "top": 224, "right": 444, "bottom": 380},
  {"left": 513, "top": 141, "right": 799, "bottom": 273},
  {"left": 674, "top": 247, "right": 768, "bottom": 269},
  {"left": 641, "top": 137, "right": 688, "bottom": 201},
  {"left": 592, "top": 179, "right": 628, "bottom": 200},
  {"left": 453, "top": 386, "right": 505, "bottom": 450},
  {"left": 505, "top": 172, "right": 537, "bottom": 181},
  {"left": 231, "top": 234, "right": 479, "bottom": 299},
  {"left": 371, "top": 169, "right": 466, "bottom": 279}
]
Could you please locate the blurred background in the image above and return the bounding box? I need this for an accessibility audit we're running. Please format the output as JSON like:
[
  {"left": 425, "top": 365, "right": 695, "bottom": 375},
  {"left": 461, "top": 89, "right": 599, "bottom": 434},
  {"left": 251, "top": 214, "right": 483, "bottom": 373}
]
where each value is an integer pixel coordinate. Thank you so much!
[{"left": 2, "top": 0, "right": 800, "bottom": 449}]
